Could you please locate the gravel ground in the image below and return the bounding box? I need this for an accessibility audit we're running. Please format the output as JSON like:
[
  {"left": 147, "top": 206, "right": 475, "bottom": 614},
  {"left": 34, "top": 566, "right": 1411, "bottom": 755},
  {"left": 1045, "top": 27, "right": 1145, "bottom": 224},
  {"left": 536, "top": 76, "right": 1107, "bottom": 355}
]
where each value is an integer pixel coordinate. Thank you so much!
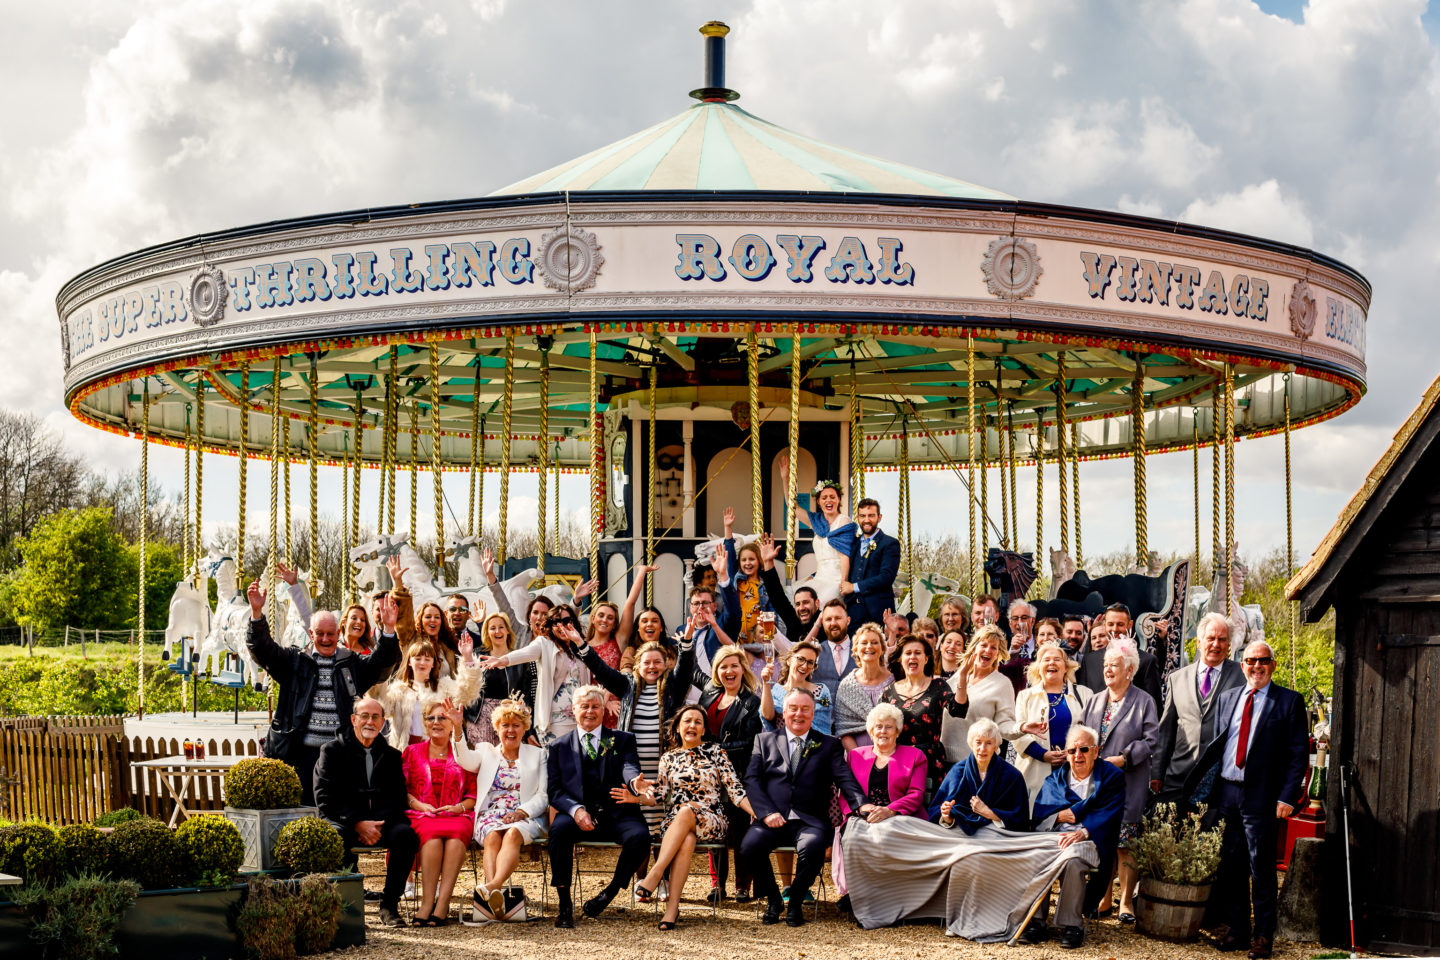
[{"left": 330, "top": 851, "right": 1323, "bottom": 960}]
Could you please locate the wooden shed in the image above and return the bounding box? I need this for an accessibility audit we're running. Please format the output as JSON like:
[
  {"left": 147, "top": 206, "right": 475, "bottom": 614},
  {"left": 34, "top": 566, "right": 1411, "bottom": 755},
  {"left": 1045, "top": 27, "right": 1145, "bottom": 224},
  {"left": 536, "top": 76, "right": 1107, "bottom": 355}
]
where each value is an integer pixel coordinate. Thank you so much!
[{"left": 1287, "top": 373, "right": 1440, "bottom": 955}]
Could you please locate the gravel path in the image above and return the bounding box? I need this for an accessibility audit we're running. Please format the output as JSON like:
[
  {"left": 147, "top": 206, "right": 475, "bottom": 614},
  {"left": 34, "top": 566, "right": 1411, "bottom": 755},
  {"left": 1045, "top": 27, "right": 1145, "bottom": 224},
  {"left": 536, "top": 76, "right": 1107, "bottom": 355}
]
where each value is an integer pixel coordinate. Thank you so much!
[{"left": 333, "top": 851, "right": 1320, "bottom": 960}]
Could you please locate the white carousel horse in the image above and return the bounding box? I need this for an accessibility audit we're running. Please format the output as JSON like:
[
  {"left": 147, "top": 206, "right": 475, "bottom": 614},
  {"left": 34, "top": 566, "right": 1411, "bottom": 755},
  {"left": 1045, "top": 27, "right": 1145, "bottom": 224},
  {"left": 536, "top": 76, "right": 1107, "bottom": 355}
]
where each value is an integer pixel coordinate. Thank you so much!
[
  {"left": 1048, "top": 547, "right": 1077, "bottom": 599},
  {"left": 162, "top": 559, "right": 212, "bottom": 663},
  {"left": 349, "top": 532, "right": 409, "bottom": 594},
  {"left": 446, "top": 535, "right": 485, "bottom": 588},
  {"left": 897, "top": 571, "right": 962, "bottom": 618},
  {"left": 197, "top": 555, "right": 261, "bottom": 685}
]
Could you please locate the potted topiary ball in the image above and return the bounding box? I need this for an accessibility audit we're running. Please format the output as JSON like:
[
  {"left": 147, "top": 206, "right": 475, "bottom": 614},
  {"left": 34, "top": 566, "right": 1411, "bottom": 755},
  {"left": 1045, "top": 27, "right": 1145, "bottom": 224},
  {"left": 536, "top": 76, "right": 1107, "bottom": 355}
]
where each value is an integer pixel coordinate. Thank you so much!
[
  {"left": 174, "top": 815, "right": 245, "bottom": 887},
  {"left": 272, "top": 817, "right": 344, "bottom": 876},
  {"left": 106, "top": 818, "right": 194, "bottom": 890},
  {"left": 223, "top": 757, "right": 317, "bottom": 871}
]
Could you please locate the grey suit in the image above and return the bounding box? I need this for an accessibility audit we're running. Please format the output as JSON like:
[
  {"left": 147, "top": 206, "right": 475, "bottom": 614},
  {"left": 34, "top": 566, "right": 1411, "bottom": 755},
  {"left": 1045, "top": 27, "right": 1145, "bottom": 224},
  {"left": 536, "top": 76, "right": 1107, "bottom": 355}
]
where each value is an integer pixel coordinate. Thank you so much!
[
  {"left": 1150, "top": 658, "right": 1244, "bottom": 799},
  {"left": 1080, "top": 686, "right": 1159, "bottom": 824}
]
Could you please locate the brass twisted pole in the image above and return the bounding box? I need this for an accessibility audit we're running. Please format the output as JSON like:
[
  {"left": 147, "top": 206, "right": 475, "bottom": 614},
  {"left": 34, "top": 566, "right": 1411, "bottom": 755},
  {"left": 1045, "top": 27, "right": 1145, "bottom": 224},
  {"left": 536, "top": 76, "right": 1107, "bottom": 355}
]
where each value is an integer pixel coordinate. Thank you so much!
[
  {"left": 998, "top": 406, "right": 1011, "bottom": 548},
  {"left": 1193, "top": 408, "right": 1201, "bottom": 594},
  {"left": 237, "top": 361, "right": 249, "bottom": 577},
  {"left": 430, "top": 341, "right": 445, "bottom": 577},
  {"left": 469, "top": 362, "right": 481, "bottom": 537},
  {"left": 268, "top": 357, "right": 282, "bottom": 627},
  {"left": 786, "top": 327, "right": 802, "bottom": 580},
  {"left": 1212, "top": 380, "right": 1222, "bottom": 582},
  {"left": 308, "top": 356, "right": 319, "bottom": 575},
  {"left": 1070, "top": 420, "right": 1082, "bottom": 569},
  {"left": 1284, "top": 375, "right": 1296, "bottom": 686},
  {"left": 588, "top": 328, "right": 600, "bottom": 583},
  {"left": 1007, "top": 402, "right": 1018, "bottom": 550},
  {"left": 193, "top": 378, "right": 205, "bottom": 583},
  {"left": 980, "top": 413, "right": 989, "bottom": 576},
  {"left": 1033, "top": 410, "right": 1044, "bottom": 585},
  {"left": 137, "top": 379, "right": 150, "bottom": 718},
  {"left": 408, "top": 400, "right": 419, "bottom": 544},
  {"left": 646, "top": 364, "right": 657, "bottom": 604},
  {"left": 899, "top": 418, "right": 913, "bottom": 589},
  {"left": 349, "top": 389, "right": 363, "bottom": 602},
  {"left": 967, "top": 335, "right": 979, "bottom": 595},
  {"left": 500, "top": 331, "right": 515, "bottom": 563},
  {"left": 283, "top": 416, "right": 292, "bottom": 565},
  {"left": 1055, "top": 355, "right": 1069, "bottom": 557},
  {"left": 385, "top": 347, "right": 399, "bottom": 534},
  {"left": 1223, "top": 365, "right": 1236, "bottom": 610},
  {"left": 748, "top": 330, "right": 763, "bottom": 535},
  {"left": 537, "top": 348, "right": 550, "bottom": 576},
  {"left": 182, "top": 405, "right": 192, "bottom": 574},
  {"left": 1132, "top": 362, "right": 1148, "bottom": 568}
]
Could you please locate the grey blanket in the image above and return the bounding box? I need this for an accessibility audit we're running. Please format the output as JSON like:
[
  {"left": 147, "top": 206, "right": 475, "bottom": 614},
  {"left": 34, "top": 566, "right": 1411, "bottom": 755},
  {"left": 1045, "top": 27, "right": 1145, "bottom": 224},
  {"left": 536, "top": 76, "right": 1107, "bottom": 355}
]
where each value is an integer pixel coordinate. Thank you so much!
[{"left": 842, "top": 817, "right": 1099, "bottom": 942}]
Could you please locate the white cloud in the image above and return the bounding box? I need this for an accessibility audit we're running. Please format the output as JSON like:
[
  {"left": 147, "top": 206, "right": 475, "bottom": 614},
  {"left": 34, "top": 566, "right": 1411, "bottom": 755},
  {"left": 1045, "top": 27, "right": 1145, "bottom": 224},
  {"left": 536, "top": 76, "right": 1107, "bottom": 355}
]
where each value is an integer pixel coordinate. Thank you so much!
[{"left": 1181, "top": 179, "right": 1316, "bottom": 246}]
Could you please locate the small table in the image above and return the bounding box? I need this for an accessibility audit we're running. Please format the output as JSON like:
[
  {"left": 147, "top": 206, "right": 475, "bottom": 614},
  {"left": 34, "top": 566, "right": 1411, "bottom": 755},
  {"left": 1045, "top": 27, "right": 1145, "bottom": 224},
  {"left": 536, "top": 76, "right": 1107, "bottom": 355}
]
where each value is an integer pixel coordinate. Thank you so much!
[
  {"left": 132, "top": 756, "right": 240, "bottom": 826},
  {"left": 0, "top": 873, "right": 19, "bottom": 887}
]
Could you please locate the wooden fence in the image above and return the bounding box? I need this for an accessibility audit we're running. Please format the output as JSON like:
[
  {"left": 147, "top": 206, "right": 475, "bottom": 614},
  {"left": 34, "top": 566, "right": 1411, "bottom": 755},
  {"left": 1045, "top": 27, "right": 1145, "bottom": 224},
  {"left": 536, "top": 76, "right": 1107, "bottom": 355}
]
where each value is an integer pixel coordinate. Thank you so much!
[{"left": 0, "top": 715, "right": 129, "bottom": 824}]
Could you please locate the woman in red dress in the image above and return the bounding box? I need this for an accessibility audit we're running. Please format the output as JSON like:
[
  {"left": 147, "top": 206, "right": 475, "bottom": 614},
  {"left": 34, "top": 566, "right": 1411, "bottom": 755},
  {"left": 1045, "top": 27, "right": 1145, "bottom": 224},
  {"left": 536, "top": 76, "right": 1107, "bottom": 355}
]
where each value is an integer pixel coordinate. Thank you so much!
[{"left": 403, "top": 695, "right": 479, "bottom": 926}]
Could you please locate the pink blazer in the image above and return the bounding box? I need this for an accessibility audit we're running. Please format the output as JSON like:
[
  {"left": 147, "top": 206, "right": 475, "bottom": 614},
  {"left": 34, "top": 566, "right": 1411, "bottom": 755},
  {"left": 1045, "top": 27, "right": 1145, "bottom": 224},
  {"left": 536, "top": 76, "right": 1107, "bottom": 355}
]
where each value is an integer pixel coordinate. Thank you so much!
[{"left": 841, "top": 744, "right": 927, "bottom": 818}]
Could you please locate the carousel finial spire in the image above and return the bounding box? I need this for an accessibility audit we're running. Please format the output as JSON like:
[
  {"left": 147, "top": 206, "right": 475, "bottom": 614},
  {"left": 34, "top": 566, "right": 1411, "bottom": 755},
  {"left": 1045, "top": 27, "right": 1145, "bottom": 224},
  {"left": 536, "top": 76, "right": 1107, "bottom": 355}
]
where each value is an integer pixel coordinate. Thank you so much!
[{"left": 690, "top": 20, "right": 740, "bottom": 103}]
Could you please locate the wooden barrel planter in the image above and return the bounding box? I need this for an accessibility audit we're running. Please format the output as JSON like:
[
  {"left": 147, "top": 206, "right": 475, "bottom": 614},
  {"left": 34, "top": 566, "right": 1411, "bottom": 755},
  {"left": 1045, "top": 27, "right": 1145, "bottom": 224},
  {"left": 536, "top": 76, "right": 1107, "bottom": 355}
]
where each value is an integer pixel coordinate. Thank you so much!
[{"left": 1136, "top": 878, "right": 1212, "bottom": 940}]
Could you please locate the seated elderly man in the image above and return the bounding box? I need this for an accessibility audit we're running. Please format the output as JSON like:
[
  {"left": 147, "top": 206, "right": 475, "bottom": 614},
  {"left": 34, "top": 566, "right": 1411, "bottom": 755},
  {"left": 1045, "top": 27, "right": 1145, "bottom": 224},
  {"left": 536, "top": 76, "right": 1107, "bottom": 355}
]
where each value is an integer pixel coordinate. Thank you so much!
[
  {"left": 313, "top": 696, "right": 418, "bottom": 927},
  {"left": 1026, "top": 724, "right": 1127, "bottom": 949},
  {"left": 247, "top": 582, "right": 401, "bottom": 804}
]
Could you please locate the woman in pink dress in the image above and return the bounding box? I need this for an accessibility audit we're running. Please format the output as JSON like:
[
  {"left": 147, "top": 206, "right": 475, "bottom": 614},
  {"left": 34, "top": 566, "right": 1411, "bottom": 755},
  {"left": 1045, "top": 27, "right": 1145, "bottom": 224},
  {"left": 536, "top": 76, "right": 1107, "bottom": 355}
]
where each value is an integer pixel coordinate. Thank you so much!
[{"left": 403, "top": 695, "right": 479, "bottom": 926}]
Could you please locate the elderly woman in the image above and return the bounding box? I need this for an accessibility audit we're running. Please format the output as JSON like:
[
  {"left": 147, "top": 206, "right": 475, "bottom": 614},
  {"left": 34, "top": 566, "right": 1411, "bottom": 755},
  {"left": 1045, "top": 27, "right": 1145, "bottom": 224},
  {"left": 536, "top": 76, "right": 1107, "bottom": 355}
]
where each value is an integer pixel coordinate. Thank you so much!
[
  {"left": 940, "top": 624, "right": 1017, "bottom": 767},
  {"left": 834, "top": 702, "right": 927, "bottom": 901},
  {"left": 883, "top": 635, "right": 971, "bottom": 789},
  {"left": 1079, "top": 637, "right": 1158, "bottom": 923},
  {"left": 929, "top": 717, "right": 1029, "bottom": 833},
  {"left": 835, "top": 623, "right": 896, "bottom": 749},
  {"left": 1011, "top": 641, "right": 1091, "bottom": 807},
  {"left": 621, "top": 703, "right": 757, "bottom": 930},
  {"left": 403, "top": 695, "right": 479, "bottom": 926},
  {"left": 759, "top": 640, "right": 833, "bottom": 735},
  {"left": 468, "top": 698, "right": 547, "bottom": 920}
]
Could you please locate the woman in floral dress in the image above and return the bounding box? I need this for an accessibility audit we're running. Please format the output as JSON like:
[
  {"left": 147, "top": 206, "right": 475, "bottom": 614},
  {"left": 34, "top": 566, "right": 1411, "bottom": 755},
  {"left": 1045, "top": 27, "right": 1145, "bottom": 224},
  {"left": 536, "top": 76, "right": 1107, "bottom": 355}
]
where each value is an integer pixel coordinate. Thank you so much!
[
  {"left": 467, "top": 699, "right": 547, "bottom": 920},
  {"left": 621, "top": 704, "right": 757, "bottom": 930},
  {"left": 882, "top": 635, "right": 971, "bottom": 794}
]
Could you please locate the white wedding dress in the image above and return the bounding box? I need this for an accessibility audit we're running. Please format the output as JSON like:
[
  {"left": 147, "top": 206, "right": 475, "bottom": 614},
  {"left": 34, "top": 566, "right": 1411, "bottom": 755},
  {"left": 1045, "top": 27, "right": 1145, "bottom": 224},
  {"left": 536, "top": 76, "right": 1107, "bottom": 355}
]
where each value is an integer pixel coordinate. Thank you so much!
[{"left": 800, "top": 509, "right": 856, "bottom": 607}]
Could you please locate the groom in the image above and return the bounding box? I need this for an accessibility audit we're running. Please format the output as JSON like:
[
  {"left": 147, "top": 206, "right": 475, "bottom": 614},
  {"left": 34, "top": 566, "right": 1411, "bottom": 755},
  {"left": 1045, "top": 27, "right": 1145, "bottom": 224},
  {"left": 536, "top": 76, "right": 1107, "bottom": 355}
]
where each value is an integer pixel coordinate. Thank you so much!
[{"left": 842, "top": 498, "right": 901, "bottom": 626}]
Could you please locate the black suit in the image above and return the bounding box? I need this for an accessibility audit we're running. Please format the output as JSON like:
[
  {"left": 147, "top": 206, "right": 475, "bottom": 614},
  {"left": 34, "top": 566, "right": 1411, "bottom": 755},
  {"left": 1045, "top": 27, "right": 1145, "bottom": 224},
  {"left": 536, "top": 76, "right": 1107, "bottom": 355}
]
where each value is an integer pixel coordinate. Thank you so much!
[
  {"left": 740, "top": 728, "right": 864, "bottom": 902},
  {"left": 546, "top": 725, "right": 649, "bottom": 889},
  {"left": 1185, "top": 681, "right": 1309, "bottom": 941},
  {"left": 845, "top": 530, "right": 901, "bottom": 626},
  {"left": 313, "top": 725, "right": 418, "bottom": 911}
]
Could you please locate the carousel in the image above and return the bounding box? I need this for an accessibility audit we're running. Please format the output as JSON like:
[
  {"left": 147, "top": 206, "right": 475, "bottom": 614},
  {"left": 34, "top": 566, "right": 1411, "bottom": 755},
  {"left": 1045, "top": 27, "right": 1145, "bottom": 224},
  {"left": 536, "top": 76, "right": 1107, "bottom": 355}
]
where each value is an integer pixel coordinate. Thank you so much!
[{"left": 56, "top": 22, "right": 1369, "bottom": 742}]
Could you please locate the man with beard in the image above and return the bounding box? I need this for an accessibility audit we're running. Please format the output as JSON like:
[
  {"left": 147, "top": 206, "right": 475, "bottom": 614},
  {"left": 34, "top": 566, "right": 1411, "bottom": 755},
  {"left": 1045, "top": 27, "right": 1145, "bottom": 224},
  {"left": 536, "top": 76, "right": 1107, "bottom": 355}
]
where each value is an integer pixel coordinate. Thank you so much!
[
  {"left": 811, "top": 599, "right": 855, "bottom": 701},
  {"left": 759, "top": 533, "right": 821, "bottom": 641},
  {"left": 841, "top": 498, "right": 901, "bottom": 627}
]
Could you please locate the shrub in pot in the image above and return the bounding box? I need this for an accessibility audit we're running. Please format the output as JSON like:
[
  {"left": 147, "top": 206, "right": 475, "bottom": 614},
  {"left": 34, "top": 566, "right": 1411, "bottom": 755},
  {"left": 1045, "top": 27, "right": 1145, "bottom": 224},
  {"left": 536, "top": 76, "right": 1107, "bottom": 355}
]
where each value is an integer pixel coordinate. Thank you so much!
[
  {"left": 14, "top": 872, "right": 140, "bottom": 960},
  {"left": 235, "top": 878, "right": 298, "bottom": 960},
  {"left": 224, "top": 758, "right": 316, "bottom": 871},
  {"left": 0, "top": 822, "right": 61, "bottom": 885},
  {"left": 56, "top": 824, "right": 109, "bottom": 877},
  {"left": 106, "top": 818, "right": 193, "bottom": 890},
  {"left": 272, "top": 817, "right": 343, "bottom": 876},
  {"left": 175, "top": 815, "right": 244, "bottom": 887},
  {"left": 1130, "top": 802, "right": 1224, "bottom": 940},
  {"left": 294, "top": 875, "right": 344, "bottom": 954}
]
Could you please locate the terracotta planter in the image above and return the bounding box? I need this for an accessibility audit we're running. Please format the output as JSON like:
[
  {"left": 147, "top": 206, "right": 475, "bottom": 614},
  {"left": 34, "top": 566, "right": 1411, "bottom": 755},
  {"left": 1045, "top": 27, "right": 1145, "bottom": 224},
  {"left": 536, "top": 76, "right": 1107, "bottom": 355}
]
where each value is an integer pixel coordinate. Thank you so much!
[
  {"left": 1136, "top": 877, "right": 1212, "bottom": 940},
  {"left": 224, "top": 805, "right": 318, "bottom": 871}
]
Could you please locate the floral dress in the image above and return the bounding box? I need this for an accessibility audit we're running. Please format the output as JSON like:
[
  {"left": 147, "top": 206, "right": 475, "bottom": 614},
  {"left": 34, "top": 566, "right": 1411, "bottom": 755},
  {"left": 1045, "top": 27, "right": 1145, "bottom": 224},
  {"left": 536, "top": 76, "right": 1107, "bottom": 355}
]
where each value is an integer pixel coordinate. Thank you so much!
[
  {"left": 882, "top": 677, "right": 970, "bottom": 786},
  {"left": 653, "top": 741, "right": 748, "bottom": 842},
  {"left": 473, "top": 758, "right": 523, "bottom": 842}
]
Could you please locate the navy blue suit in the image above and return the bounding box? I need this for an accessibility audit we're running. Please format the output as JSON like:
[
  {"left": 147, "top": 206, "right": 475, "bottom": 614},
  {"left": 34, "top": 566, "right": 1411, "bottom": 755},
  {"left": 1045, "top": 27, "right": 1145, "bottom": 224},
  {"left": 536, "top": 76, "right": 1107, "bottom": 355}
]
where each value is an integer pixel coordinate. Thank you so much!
[
  {"left": 845, "top": 529, "right": 901, "bottom": 626},
  {"left": 741, "top": 728, "right": 864, "bottom": 902},
  {"left": 546, "top": 726, "right": 649, "bottom": 889},
  {"left": 1185, "top": 680, "right": 1308, "bottom": 941}
]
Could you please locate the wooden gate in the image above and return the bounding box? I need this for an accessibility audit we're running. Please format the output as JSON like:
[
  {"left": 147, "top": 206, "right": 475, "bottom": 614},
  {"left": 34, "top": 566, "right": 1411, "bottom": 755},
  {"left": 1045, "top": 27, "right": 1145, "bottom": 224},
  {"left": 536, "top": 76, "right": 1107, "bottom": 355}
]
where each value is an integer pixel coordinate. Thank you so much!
[{"left": 0, "top": 715, "right": 130, "bottom": 824}]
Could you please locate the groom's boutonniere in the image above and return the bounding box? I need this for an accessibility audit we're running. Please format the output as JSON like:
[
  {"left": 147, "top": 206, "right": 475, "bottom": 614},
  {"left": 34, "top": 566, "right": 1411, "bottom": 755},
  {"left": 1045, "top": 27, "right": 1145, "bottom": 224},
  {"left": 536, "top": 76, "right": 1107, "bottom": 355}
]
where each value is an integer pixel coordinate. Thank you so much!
[{"left": 863, "top": 539, "right": 877, "bottom": 558}]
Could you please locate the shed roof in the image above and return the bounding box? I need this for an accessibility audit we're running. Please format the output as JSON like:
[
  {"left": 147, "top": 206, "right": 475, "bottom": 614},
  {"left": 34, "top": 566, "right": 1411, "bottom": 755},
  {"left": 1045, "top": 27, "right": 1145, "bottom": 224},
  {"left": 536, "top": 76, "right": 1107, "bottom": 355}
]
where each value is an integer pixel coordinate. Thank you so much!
[{"left": 1286, "top": 372, "right": 1440, "bottom": 616}]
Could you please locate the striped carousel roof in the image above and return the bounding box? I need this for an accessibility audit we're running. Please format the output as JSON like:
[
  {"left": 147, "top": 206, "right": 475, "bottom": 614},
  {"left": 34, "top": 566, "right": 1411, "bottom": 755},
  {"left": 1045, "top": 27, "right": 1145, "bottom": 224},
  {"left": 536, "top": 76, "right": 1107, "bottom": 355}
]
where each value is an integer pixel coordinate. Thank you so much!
[{"left": 489, "top": 101, "right": 1014, "bottom": 199}]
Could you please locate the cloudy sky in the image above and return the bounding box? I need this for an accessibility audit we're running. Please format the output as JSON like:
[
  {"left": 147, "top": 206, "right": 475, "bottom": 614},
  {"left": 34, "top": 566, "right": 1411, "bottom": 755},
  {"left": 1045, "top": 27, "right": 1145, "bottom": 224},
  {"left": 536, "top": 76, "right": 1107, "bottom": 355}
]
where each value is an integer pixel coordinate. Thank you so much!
[{"left": 3, "top": 0, "right": 1437, "bottom": 572}]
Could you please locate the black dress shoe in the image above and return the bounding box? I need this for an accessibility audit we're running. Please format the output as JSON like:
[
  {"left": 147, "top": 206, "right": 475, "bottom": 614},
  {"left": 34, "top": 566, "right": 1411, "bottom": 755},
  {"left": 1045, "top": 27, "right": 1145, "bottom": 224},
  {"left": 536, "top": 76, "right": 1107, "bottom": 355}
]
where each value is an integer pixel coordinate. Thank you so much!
[
  {"left": 1248, "top": 934, "right": 1273, "bottom": 959},
  {"left": 364, "top": 889, "right": 383, "bottom": 902},
  {"left": 376, "top": 905, "right": 405, "bottom": 927},
  {"left": 785, "top": 901, "right": 806, "bottom": 927},
  {"left": 762, "top": 898, "right": 785, "bottom": 925},
  {"left": 582, "top": 887, "right": 618, "bottom": 918},
  {"left": 1021, "top": 918, "right": 1049, "bottom": 944},
  {"left": 836, "top": 894, "right": 852, "bottom": 914},
  {"left": 554, "top": 904, "right": 574, "bottom": 929},
  {"left": 706, "top": 886, "right": 724, "bottom": 905},
  {"left": 1060, "top": 925, "right": 1085, "bottom": 949}
]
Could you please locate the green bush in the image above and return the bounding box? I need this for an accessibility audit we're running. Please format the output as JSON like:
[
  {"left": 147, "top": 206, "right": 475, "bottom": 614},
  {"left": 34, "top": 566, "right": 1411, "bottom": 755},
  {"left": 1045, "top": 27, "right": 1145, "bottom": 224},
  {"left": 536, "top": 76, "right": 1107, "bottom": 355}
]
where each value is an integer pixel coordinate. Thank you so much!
[
  {"left": 295, "top": 874, "right": 345, "bottom": 954},
  {"left": 235, "top": 878, "right": 298, "bottom": 960},
  {"left": 0, "top": 653, "right": 270, "bottom": 716},
  {"left": 0, "top": 821, "right": 61, "bottom": 884},
  {"left": 56, "top": 823, "right": 109, "bottom": 877},
  {"left": 93, "top": 807, "right": 143, "bottom": 828},
  {"left": 14, "top": 872, "right": 140, "bottom": 960},
  {"left": 175, "top": 814, "right": 243, "bottom": 886},
  {"left": 272, "top": 817, "right": 343, "bottom": 875},
  {"left": 1131, "top": 802, "right": 1224, "bottom": 885},
  {"left": 106, "top": 817, "right": 192, "bottom": 890},
  {"left": 226, "top": 758, "right": 302, "bottom": 810}
]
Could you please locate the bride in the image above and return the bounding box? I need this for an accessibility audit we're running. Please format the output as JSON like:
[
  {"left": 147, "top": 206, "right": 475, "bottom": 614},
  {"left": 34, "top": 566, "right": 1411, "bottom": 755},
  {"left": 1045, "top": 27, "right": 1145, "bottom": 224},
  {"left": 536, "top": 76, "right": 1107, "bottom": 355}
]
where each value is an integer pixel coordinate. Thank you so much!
[{"left": 778, "top": 451, "right": 855, "bottom": 607}]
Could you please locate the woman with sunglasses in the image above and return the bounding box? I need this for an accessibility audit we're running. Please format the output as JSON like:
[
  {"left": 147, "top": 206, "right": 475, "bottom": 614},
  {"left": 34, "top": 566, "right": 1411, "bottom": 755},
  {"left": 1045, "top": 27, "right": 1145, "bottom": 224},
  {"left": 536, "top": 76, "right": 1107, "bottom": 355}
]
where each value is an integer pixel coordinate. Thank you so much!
[
  {"left": 1078, "top": 637, "right": 1158, "bottom": 923},
  {"left": 403, "top": 696, "right": 479, "bottom": 926},
  {"left": 759, "top": 640, "right": 833, "bottom": 735},
  {"left": 479, "top": 604, "right": 606, "bottom": 745}
]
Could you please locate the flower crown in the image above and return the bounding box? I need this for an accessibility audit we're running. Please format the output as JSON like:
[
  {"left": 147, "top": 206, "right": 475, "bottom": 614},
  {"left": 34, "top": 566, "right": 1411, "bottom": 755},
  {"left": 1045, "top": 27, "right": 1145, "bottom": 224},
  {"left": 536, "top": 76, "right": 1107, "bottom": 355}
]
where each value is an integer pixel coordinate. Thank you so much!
[{"left": 812, "top": 479, "right": 843, "bottom": 499}]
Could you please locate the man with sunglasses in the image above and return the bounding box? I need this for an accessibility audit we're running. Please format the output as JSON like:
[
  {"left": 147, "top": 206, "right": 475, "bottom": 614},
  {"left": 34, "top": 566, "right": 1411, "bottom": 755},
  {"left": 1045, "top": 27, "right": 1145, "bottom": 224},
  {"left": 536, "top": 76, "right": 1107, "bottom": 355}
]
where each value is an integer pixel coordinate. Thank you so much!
[
  {"left": 1184, "top": 641, "right": 1308, "bottom": 959},
  {"left": 1028, "top": 725, "right": 1126, "bottom": 948}
]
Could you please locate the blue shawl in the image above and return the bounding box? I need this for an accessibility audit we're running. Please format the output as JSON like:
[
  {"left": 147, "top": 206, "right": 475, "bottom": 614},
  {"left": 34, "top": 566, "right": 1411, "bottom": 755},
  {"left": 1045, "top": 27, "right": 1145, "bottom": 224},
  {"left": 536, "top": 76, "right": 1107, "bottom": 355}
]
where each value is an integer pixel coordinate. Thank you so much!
[{"left": 927, "top": 753, "right": 1030, "bottom": 834}]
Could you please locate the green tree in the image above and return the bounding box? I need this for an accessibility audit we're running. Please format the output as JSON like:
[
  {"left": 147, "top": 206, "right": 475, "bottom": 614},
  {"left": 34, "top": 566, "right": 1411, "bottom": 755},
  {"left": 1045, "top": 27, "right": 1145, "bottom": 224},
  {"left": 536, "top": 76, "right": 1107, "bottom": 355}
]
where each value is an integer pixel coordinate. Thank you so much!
[
  {"left": 7, "top": 508, "right": 131, "bottom": 634},
  {"left": 120, "top": 540, "right": 184, "bottom": 632}
]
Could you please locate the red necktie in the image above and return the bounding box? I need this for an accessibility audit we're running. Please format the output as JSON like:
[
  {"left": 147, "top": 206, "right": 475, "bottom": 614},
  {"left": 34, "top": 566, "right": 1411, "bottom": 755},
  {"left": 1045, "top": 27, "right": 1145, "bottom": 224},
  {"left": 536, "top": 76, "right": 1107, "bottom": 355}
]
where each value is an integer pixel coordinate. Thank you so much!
[{"left": 1234, "top": 689, "right": 1256, "bottom": 769}]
